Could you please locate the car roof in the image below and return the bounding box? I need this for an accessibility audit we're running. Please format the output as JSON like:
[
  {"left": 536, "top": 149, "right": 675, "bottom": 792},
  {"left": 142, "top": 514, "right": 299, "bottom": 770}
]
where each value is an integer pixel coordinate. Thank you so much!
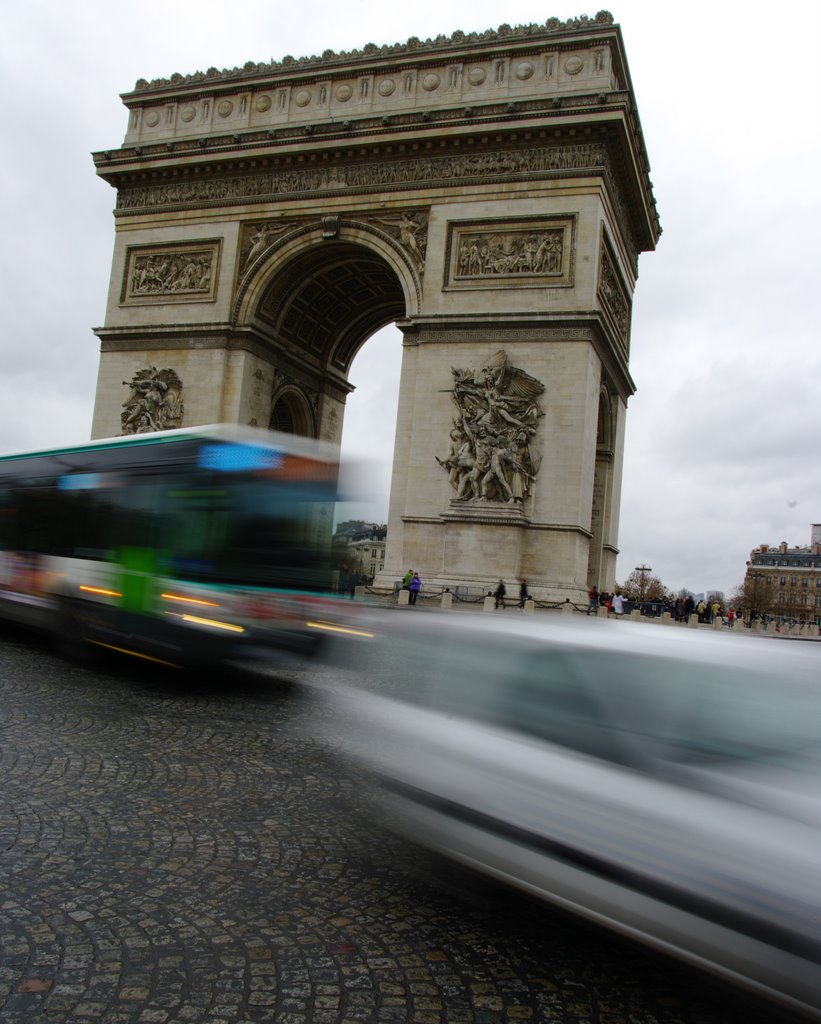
[{"left": 349, "top": 609, "right": 821, "bottom": 677}]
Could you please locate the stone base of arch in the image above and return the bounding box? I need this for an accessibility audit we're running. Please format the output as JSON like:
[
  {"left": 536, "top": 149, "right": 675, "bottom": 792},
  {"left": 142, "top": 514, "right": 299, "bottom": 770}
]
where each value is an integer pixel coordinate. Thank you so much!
[{"left": 375, "top": 517, "right": 595, "bottom": 604}]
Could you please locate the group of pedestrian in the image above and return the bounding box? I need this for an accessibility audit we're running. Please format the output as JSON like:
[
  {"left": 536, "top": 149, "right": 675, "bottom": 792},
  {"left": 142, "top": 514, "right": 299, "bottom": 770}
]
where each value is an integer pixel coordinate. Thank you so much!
[
  {"left": 492, "top": 578, "right": 530, "bottom": 609},
  {"left": 401, "top": 569, "right": 423, "bottom": 605},
  {"left": 586, "top": 587, "right": 624, "bottom": 616}
]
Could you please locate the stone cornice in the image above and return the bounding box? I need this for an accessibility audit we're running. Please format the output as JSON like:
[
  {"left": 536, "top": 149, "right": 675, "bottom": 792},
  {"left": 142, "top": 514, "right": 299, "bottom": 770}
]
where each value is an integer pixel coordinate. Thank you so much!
[{"left": 126, "top": 13, "right": 616, "bottom": 95}]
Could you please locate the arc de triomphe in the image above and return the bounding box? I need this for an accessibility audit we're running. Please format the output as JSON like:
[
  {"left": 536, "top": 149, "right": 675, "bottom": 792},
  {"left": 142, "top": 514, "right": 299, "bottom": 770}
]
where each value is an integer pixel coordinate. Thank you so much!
[{"left": 91, "top": 11, "right": 660, "bottom": 601}]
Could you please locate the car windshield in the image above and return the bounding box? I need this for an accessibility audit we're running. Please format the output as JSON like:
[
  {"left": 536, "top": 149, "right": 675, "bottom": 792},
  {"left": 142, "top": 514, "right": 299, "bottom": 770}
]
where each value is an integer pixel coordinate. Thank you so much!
[{"left": 330, "top": 629, "right": 821, "bottom": 771}]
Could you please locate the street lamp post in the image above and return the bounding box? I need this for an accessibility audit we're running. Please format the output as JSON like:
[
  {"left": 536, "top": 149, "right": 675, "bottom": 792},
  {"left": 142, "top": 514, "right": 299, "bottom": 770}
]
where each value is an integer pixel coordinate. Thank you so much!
[{"left": 635, "top": 564, "right": 652, "bottom": 604}]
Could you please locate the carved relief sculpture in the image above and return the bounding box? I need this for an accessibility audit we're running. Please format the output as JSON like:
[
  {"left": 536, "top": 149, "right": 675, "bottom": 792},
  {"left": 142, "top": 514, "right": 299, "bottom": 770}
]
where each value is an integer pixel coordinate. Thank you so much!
[
  {"left": 239, "top": 221, "right": 300, "bottom": 275},
  {"left": 446, "top": 216, "right": 575, "bottom": 290},
  {"left": 121, "top": 367, "right": 184, "bottom": 434},
  {"left": 598, "top": 240, "right": 631, "bottom": 346},
  {"left": 437, "top": 350, "right": 544, "bottom": 505},
  {"left": 457, "top": 228, "right": 562, "bottom": 277},
  {"left": 122, "top": 242, "right": 220, "bottom": 304},
  {"left": 372, "top": 211, "right": 427, "bottom": 271}
]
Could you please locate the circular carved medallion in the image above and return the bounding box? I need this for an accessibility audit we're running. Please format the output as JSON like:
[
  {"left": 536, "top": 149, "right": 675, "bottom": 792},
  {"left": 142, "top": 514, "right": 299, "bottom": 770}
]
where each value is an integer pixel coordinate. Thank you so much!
[
  {"left": 180, "top": 105, "right": 196, "bottom": 123},
  {"left": 564, "top": 56, "right": 584, "bottom": 75},
  {"left": 255, "top": 95, "right": 272, "bottom": 112},
  {"left": 422, "top": 73, "right": 440, "bottom": 91},
  {"left": 217, "top": 100, "right": 234, "bottom": 117},
  {"left": 378, "top": 78, "right": 396, "bottom": 97},
  {"left": 336, "top": 84, "right": 353, "bottom": 102},
  {"left": 467, "top": 67, "right": 486, "bottom": 86},
  {"left": 516, "top": 61, "right": 535, "bottom": 80},
  {"left": 144, "top": 110, "right": 160, "bottom": 127},
  {"left": 294, "top": 90, "right": 312, "bottom": 107}
]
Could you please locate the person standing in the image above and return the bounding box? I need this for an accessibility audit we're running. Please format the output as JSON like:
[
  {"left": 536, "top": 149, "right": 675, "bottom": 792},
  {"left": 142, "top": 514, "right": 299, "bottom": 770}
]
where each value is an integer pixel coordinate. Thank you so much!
[
  {"left": 587, "top": 586, "right": 599, "bottom": 615},
  {"left": 408, "top": 573, "right": 422, "bottom": 605},
  {"left": 494, "top": 579, "right": 507, "bottom": 609},
  {"left": 612, "top": 591, "right": 625, "bottom": 617},
  {"left": 402, "top": 569, "right": 413, "bottom": 590},
  {"left": 518, "top": 578, "right": 529, "bottom": 608}
]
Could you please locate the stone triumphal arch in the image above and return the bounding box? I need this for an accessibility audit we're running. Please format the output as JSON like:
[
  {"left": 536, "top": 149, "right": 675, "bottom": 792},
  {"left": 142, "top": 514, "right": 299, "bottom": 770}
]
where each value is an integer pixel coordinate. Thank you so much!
[{"left": 91, "top": 11, "right": 660, "bottom": 601}]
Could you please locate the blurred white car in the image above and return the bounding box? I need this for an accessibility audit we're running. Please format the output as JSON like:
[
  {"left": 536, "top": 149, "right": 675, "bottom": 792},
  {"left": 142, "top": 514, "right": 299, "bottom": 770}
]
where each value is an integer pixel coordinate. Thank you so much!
[{"left": 307, "top": 613, "right": 821, "bottom": 1020}]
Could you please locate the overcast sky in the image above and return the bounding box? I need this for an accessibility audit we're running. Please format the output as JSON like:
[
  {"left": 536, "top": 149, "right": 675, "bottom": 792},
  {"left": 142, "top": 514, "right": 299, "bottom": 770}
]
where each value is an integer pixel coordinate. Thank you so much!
[{"left": 1, "top": 0, "right": 819, "bottom": 596}]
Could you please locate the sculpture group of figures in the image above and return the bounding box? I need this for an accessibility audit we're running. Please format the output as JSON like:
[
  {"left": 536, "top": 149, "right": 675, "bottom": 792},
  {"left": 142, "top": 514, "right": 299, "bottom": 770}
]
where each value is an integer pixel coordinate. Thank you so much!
[
  {"left": 457, "top": 229, "right": 563, "bottom": 278},
  {"left": 130, "top": 251, "right": 212, "bottom": 296},
  {"left": 437, "top": 350, "right": 544, "bottom": 504},
  {"left": 121, "top": 367, "right": 184, "bottom": 434}
]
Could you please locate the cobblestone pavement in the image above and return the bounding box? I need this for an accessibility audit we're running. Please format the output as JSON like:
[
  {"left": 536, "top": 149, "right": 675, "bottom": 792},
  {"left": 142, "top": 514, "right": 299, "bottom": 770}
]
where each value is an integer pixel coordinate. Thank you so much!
[{"left": 0, "top": 627, "right": 802, "bottom": 1024}]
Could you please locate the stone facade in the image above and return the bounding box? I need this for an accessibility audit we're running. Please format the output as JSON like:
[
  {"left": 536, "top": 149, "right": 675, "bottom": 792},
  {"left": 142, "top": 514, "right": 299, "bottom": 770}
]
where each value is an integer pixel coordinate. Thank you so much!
[{"left": 91, "top": 13, "right": 660, "bottom": 601}]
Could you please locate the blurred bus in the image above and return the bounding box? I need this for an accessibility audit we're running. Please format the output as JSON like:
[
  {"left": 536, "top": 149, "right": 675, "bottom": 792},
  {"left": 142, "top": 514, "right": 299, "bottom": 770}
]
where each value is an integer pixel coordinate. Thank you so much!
[{"left": 0, "top": 425, "right": 348, "bottom": 667}]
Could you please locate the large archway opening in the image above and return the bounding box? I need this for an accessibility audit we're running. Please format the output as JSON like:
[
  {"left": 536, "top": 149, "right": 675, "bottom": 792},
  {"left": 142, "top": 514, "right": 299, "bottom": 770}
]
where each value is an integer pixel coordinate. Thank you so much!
[
  {"left": 250, "top": 239, "right": 407, "bottom": 535},
  {"left": 338, "top": 322, "right": 403, "bottom": 525},
  {"left": 253, "top": 240, "right": 408, "bottom": 388}
]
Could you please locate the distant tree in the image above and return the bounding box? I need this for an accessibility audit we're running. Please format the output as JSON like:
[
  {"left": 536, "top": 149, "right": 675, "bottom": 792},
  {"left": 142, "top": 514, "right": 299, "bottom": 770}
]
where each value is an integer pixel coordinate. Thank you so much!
[
  {"left": 617, "top": 568, "right": 667, "bottom": 602},
  {"left": 734, "top": 573, "right": 778, "bottom": 620}
]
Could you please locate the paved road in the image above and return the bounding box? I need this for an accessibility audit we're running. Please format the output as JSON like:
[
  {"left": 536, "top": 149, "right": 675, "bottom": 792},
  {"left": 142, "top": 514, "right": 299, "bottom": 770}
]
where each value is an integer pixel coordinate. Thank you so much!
[{"left": 0, "top": 627, "right": 803, "bottom": 1023}]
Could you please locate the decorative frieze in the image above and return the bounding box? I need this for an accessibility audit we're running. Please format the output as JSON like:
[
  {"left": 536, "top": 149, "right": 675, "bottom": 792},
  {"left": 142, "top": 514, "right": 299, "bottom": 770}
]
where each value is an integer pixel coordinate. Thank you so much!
[
  {"left": 121, "top": 241, "right": 220, "bottom": 304},
  {"left": 437, "top": 349, "right": 544, "bottom": 507},
  {"left": 116, "top": 143, "right": 608, "bottom": 211},
  {"left": 121, "top": 367, "right": 184, "bottom": 434},
  {"left": 445, "top": 215, "right": 574, "bottom": 290}
]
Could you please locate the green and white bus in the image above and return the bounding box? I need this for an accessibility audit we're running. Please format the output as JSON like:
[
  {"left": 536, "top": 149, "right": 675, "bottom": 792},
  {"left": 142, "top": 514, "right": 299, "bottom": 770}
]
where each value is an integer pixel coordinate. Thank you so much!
[{"left": 0, "top": 425, "right": 350, "bottom": 667}]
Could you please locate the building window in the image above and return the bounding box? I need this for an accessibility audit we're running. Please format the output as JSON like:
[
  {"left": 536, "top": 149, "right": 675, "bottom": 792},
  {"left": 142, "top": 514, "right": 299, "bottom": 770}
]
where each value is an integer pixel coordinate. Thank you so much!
[
  {"left": 802, "top": 578, "right": 808, "bottom": 586},
  {"left": 779, "top": 576, "right": 786, "bottom": 586},
  {"left": 790, "top": 576, "right": 797, "bottom": 586},
  {"left": 778, "top": 592, "right": 786, "bottom": 604}
]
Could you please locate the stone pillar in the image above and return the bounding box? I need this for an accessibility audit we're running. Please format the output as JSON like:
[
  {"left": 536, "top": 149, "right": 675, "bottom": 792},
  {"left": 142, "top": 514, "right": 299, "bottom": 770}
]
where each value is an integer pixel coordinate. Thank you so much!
[
  {"left": 523, "top": 599, "right": 535, "bottom": 615},
  {"left": 561, "top": 600, "right": 573, "bottom": 616},
  {"left": 629, "top": 609, "right": 640, "bottom": 621},
  {"left": 397, "top": 589, "right": 410, "bottom": 606},
  {"left": 688, "top": 614, "right": 699, "bottom": 628},
  {"left": 483, "top": 596, "right": 495, "bottom": 612},
  {"left": 441, "top": 591, "right": 453, "bottom": 610},
  {"left": 661, "top": 612, "right": 672, "bottom": 625}
]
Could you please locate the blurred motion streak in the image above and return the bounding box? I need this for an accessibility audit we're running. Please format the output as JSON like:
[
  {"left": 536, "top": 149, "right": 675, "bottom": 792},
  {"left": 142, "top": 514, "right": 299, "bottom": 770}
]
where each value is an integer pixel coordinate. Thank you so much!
[
  {"left": 307, "top": 613, "right": 821, "bottom": 1020},
  {"left": 0, "top": 424, "right": 360, "bottom": 668}
]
